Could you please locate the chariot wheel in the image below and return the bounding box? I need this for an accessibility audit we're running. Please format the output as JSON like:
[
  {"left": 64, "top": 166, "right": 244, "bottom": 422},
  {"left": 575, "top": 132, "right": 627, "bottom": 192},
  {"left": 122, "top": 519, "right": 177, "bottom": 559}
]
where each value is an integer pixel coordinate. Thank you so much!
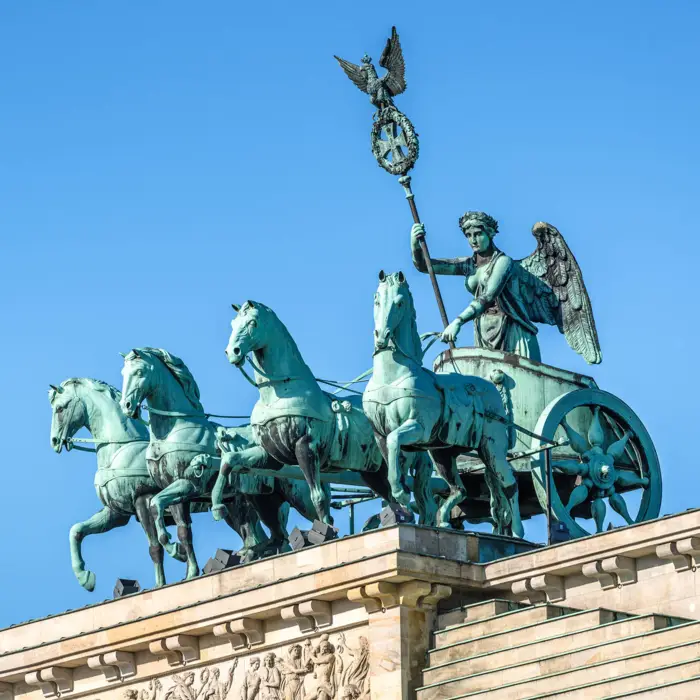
[{"left": 529, "top": 388, "right": 662, "bottom": 539}]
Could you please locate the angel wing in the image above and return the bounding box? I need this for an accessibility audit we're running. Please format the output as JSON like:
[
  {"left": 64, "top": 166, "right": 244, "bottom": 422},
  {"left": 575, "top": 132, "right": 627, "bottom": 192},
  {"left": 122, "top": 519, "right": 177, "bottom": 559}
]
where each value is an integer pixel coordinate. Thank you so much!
[
  {"left": 333, "top": 56, "right": 368, "bottom": 93},
  {"left": 379, "top": 26, "right": 406, "bottom": 96},
  {"left": 518, "top": 222, "right": 602, "bottom": 364}
]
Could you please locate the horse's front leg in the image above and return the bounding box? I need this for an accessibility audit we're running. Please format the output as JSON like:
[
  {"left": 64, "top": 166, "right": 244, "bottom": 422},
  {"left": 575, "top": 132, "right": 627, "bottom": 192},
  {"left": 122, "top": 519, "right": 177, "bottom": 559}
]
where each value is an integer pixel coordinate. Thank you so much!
[
  {"left": 169, "top": 502, "right": 199, "bottom": 579},
  {"left": 430, "top": 449, "right": 467, "bottom": 528},
  {"left": 69, "top": 507, "right": 130, "bottom": 591},
  {"left": 150, "top": 478, "right": 198, "bottom": 547},
  {"left": 295, "top": 434, "right": 332, "bottom": 525},
  {"left": 386, "top": 419, "right": 425, "bottom": 508},
  {"left": 211, "top": 445, "right": 271, "bottom": 521},
  {"left": 134, "top": 494, "right": 169, "bottom": 588}
]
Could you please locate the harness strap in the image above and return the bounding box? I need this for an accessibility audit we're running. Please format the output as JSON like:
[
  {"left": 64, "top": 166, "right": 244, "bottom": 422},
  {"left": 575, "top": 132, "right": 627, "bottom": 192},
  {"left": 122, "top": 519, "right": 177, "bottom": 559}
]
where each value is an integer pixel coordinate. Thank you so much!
[{"left": 145, "top": 406, "right": 249, "bottom": 419}]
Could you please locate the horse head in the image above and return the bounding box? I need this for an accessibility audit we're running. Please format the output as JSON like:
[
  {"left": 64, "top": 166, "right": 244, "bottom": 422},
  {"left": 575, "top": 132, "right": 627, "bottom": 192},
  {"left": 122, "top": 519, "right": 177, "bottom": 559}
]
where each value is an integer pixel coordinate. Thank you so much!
[
  {"left": 49, "top": 380, "right": 87, "bottom": 453},
  {"left": 373, "top": 270, "right": 419, "bottom": 355},
  {"left": 226, "top": 301, "right": 269, "bottom": 367},
  {"left": 120, "top": 348, "right": 154, "bottom": 418}
]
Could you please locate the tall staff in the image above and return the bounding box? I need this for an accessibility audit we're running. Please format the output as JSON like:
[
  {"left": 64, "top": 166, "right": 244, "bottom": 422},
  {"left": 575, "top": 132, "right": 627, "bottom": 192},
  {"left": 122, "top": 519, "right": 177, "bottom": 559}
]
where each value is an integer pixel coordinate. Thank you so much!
[{"left": 335, "top": 27, "right": 454, "bottom": 349}]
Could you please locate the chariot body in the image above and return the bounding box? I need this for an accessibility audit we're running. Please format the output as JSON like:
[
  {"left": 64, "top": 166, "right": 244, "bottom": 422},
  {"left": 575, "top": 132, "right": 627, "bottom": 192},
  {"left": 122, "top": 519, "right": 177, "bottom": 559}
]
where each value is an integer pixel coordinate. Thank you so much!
[{"left": 434, "top": 347, "right": 661, "bottom": 539}]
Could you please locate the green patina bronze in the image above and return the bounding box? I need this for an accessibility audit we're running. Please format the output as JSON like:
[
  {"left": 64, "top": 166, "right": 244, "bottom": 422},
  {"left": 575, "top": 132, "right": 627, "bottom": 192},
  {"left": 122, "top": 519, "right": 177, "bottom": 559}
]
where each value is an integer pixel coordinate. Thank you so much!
[
  {"left": 225, "top": 301, "right": 436, "bottom": 526},
  {"left": 364, "top": 272, "right": 523, "bottom": 535},
  {"left": 119, "top": 348, "right": 326, "bottom": 572},
  {"left": 411, "top": 216, "right": 602, "bottom": 364},
  {"left": 49, "top": 378, "right": 186, "bottom": 590}
]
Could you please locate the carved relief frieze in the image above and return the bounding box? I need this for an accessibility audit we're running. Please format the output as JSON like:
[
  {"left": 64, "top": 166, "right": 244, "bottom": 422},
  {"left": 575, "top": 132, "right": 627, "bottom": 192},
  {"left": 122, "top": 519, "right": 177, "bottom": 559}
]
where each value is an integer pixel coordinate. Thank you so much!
[{"left": 122, "top": 630, "right": 370, "bottom": 700}]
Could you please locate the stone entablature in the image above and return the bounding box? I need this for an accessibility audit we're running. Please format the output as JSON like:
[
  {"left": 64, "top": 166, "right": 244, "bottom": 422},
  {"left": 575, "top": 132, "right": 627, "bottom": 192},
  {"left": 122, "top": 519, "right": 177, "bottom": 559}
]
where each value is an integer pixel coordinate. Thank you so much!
[{"left": 1, "top": 512, "right": 699, "bottom": 700}]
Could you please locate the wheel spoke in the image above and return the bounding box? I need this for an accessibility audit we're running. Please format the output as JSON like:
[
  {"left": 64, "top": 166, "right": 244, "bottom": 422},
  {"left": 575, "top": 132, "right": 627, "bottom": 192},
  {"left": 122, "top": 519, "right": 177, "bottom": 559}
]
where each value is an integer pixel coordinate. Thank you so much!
[
  {"left": 607, "top": 430, "right": 633, "bottom": 460},
  {"left": 551, "top": 459, "right": 587, "bottom": 476},
  {"left": 565, "top": 482, "right": 590, "bottom": 513},
  {"left": 560, "top": 418, "right": 588, "bottom": 455},
  {"left": 587, "top": 407, "right": 605, "bottom": 448},
  {"left": 591, "top": 497, "right": 607, "bottom": 532},
  {"left": 614, "top": 470, "right": 649, "bottom": 488},
  {"left": 609, "top": 491, "right": 634, "bottom": 525}
]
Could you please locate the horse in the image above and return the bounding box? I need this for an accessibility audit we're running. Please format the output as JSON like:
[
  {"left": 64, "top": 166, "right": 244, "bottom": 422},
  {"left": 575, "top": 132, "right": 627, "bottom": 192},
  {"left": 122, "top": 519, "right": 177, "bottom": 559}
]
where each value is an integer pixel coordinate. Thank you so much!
[
  {"left": 363, "top": 271, "right": 524, "bottom": 536},
  {"left": 209, "top": 424, "right": 325, "bottom": 549},
  {"left": 49, "top": 378, "right": 186, "bottom": 590},
  {"left": 224, "top": 301, "right": 433, "bottom": 525},
  {"left": 119, "top": 347, "right": 322, "bottom": 570}
]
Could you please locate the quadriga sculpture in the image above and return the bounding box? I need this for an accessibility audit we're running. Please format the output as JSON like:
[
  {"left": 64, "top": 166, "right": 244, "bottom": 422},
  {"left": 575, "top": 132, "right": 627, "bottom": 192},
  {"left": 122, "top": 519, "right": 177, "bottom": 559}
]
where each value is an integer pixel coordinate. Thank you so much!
[
  {"left": 49, "top": 378, "right": 187, "bottom": 590},
  {"left": 224, "top": 301, "right": 433, "bottom": 524},
  {"left": 364, "top": 271, "right": 523, "bottom": 536},
  {"left": 120, "top": 348, "right": 270, "bottom": 576}
]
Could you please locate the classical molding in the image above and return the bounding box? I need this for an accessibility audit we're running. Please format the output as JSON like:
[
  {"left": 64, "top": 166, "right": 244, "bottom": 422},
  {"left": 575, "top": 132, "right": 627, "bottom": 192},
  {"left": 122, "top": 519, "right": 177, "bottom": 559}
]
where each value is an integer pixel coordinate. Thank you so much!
[
  {"left": 212, "top": 617, "right": 264, "bottom": 650},
  {"left": 656, "top": 537, "right": 700, "bottom": 572},
  {"left": 148, "top": 634, "right": 200, "bottom": 666},
  {"left": 582, "top": 556, "right": 636, "bottom": 589},
  {"left": 512, "top": 574, "right": 565, "bottom": 603},
  {"left": 86, "top": 651, "right": 136, "bottom": 682},
  {"left": 24, "top": 667, "right": 73, "bottom": 698},
  {"left": 348, "top": 579, "right": 451, "bottom": 613},
  {"left": 280, "top": 600, "right": 332, "bottom": 633}
]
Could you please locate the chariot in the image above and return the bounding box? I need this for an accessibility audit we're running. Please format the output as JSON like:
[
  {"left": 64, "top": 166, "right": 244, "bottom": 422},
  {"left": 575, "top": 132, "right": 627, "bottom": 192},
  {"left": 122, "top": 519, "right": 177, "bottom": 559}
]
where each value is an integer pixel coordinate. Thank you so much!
[{"left": 434, "top": 347, "right": 662, "bottom": 539}]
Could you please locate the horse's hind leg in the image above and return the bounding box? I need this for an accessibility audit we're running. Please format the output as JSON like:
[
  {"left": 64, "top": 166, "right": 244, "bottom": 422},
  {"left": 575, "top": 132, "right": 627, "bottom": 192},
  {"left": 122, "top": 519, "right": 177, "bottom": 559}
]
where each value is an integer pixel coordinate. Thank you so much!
[
  {"left": 295, "top": 435, "right": 332, "bottom": 525},
  {"left": 479, "top": 427, "right": 524, "bottom": 538},
  {"left": 246, "top": 490, "right": 290, "bottom": 554},
  {"left": 150, "top": 478, "right": 198, "bottom": 546},
  {"left": 69, "top": 507, "right": 130, "bottom": 591},
  {"left": 222, "top": 495, "right": 269, "bottom": 561},
  {"left": 134, "top": 494, "right": 168, "bottom": 588},
  {"left": 409, "top": 452, "right": 438, "bottom": 526},
  {"left": 169, "top": 502, "right": 199, "bottom": 579},
  {"left": 430, "top": 449, "right": 467, "bottom": 528}
]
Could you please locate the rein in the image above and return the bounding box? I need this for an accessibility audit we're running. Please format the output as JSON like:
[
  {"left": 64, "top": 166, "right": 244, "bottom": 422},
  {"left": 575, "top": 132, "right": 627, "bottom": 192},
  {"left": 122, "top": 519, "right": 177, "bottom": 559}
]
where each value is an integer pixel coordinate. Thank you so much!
[{"left": 65, "top": 436, "right": 149, "bottom": 454}]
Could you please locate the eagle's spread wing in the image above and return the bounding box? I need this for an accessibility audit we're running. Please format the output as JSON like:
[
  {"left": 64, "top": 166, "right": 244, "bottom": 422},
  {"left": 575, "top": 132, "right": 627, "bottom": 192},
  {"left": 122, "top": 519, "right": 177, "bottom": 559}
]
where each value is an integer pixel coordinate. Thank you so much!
[
  {"left": 334, "top": 56, "right": 368, "bottom": 93},
  {"left": 518, "top": 222, "right": 602, "bottom": 364},
  {"left": 379, "top": 26, "right": 406, "bottom": 96}
]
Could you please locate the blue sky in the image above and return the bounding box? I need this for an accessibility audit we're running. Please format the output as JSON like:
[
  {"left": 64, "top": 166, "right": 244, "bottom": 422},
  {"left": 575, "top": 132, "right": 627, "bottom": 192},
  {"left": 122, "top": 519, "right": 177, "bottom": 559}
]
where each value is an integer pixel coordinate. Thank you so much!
[{"left": 1, "top": 1, "right": 699, "bottom": 626}]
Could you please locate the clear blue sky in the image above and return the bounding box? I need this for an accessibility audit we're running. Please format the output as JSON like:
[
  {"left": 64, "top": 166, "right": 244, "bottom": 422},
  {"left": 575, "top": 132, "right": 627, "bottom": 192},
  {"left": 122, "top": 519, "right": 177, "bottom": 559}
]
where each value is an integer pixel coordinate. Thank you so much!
[{"left": 1, "top": 1, "right": 698, "bottom": 627}]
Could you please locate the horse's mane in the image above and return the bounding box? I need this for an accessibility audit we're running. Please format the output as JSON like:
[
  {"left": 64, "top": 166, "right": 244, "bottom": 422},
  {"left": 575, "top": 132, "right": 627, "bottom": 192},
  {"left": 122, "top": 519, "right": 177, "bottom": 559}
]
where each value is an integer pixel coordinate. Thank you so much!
[
  {"left": 249, "top": 302, "right": 307, "bottom": 366},
  {"left": 386, "top": 274, "right": 422, "bottom": 360},
  {"left": 133, "top": 347, "right": 204, "bottom": 411},
  {"left": 51, "top": 377, "right": 122, "bottom": 403}
]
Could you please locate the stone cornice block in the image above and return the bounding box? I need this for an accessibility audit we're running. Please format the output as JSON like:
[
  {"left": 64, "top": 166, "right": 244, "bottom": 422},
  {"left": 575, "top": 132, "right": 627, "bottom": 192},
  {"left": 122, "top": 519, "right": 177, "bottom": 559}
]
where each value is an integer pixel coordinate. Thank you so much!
[
  {"left": 656, "top": 537, "right": 700, "bottom": 572},
  {"left": 582, "top": 560, "right": 616, "bottom": 590},
  {"left": 86, "top": 651, "right": 136, "bottom": 682},
  {"left": 280, "top": 600, "right": 332, "bottom": 633},
  {"left": 582, "top": 555, "right": 636, "bottom": 589},
  {"left": 24, "top": 667, "right": 73, "bottom": 698},
  {"left": 348, "top": 580, "right": 451, "bottom": 613},
  {"left": 0, "top": 682, "right": 13, "bottom": 700},
  {"left": 148, "top": 634, "right": 199, "bottom": 666},
  {"left": 212, "top": 617, "right": 264, "bottom": 650},
  {"left": 512, "top": 574, "right": 565, "bottom": 603}
]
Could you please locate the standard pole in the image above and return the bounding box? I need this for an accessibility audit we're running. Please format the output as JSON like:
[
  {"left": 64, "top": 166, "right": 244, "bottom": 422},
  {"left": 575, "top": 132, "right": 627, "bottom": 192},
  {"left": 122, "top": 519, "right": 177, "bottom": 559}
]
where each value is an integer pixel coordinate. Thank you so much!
[
  {"left": 349, "top": 502, "right": 355, "bottom": 535},
  {"left": 545, "top": 447, "right": 552, "bottom": 546},
  {"left": 398, "top": 175, "right": 455, "bottom": 350}
]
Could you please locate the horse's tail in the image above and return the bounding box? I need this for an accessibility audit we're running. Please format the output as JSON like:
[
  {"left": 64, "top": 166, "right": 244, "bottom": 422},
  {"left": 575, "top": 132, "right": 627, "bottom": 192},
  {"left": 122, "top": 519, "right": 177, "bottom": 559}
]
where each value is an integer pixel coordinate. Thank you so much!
[{"left": 489, "top": 372, "right": 515, "bottom": 451}]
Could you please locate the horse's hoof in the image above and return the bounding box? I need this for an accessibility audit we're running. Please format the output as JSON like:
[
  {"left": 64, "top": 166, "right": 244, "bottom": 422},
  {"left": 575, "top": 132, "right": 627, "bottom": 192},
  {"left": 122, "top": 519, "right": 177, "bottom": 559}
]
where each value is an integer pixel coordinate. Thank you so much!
[
  {"left": 78, "top": 570, "right": 96, "bottom": 592},
  {"left": 184, "top": 567, "right": 200, "bottom": 580},
  {"left": 165, "top": 542, "right": 187, "bottom": 562},
  {"left": 211, "top": 505, "right": 226, "bottom": 522},
  {"left": 393, "top": 489, "right": 412, "bottom": 508}
]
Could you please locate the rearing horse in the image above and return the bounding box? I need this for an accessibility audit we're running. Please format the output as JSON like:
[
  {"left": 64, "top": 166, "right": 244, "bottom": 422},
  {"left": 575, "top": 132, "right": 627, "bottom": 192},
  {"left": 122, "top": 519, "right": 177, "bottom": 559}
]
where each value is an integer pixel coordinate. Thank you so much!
[
  {"left": 225, "top": 301, "right": 407, "bottom": 524},
  {"left": 363, "top": 271, "right": 523, "bottom": 536},
  {"left": 49, "top": 378, "right": 186, "bottom": 590}
]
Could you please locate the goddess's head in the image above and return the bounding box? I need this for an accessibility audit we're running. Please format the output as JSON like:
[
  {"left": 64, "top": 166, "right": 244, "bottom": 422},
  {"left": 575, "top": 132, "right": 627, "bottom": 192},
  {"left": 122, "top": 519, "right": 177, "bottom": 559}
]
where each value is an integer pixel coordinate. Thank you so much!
[{"left": 459, "top": 211, "right": 498, "bottom": 254}]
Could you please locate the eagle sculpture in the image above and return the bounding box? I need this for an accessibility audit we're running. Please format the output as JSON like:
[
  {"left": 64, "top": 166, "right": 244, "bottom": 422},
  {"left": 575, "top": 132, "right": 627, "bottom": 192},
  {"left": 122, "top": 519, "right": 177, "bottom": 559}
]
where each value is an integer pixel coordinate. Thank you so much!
[{"left": 334, "top": 26, "right": 406, "bottom": 111}]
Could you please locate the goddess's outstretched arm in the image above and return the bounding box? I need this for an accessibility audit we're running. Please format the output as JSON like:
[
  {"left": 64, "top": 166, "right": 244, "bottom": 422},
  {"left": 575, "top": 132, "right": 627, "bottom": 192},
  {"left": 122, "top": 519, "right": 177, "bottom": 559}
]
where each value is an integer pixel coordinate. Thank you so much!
[{"left": 411, "top": 224, "right": 468, "bottom": 275}]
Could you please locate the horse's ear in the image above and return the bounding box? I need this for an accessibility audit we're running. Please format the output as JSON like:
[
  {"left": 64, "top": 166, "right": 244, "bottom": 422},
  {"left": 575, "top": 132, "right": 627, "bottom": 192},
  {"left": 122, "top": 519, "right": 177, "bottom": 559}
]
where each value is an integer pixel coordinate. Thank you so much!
[
  {"left": 245, "top": 300, "right": 254, "bottom": 309},
  {"left": 49, "top": 384, "right": 63, "bottom": 394},
  {"left": 131, "top": 349, "right": 140, "bottom": 358},
  {"left": 378, "top": 270, "right": 386, "bottom": 282},
  {"left": 119, "top": 351, "right": 127, "bottom": 358},
  {"left": 232, "top": 303, "right": 240, "bottom": 312},
  {"left": 398, "top": 271, "right": 406, "bottom": 284}
]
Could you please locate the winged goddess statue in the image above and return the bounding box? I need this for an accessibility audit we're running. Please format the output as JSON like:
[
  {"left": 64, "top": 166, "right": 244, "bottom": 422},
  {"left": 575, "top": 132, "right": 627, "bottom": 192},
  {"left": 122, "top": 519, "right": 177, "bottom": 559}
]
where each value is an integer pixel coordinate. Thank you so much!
[
  {"left": 334, "top": 26, "right": 406, "bottom": 112},
  {"left": 411, "top": 213, "right": 602, "bottom": 364}
]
